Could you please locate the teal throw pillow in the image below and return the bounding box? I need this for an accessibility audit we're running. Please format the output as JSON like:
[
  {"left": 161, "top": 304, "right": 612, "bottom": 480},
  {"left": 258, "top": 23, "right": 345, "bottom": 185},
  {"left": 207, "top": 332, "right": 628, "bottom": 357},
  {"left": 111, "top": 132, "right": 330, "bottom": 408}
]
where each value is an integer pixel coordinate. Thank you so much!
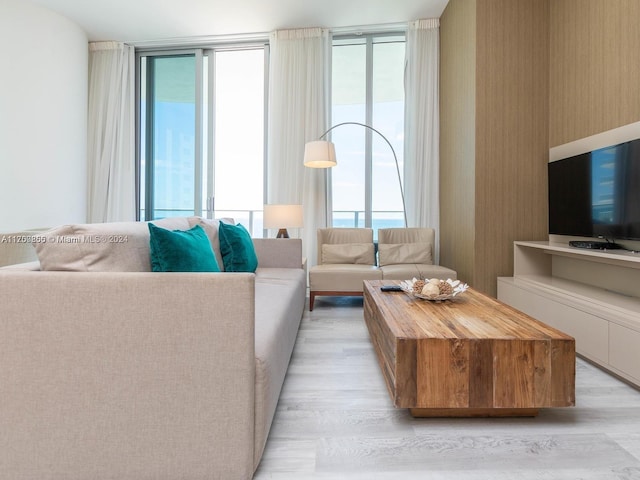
[
  {"left": 218, "top": 222, "right": 258, "bottom": 272},
  {"left": 148, "top": 223, "right": 220, "bottom": 272}
]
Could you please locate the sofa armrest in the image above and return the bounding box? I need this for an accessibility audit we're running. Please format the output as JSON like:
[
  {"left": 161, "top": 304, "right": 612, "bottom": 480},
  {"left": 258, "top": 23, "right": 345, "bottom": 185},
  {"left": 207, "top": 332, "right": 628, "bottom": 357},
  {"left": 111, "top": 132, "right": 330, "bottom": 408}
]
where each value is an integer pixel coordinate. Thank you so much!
[
  {"left": 0, "top": 271, "right": 256, "bottom": 480},
  {"left": 0, "top": 230, "right": 43, "bottom": 267},
  {"left": 253, "top": 238, "right": 302, "bottom": 269}
]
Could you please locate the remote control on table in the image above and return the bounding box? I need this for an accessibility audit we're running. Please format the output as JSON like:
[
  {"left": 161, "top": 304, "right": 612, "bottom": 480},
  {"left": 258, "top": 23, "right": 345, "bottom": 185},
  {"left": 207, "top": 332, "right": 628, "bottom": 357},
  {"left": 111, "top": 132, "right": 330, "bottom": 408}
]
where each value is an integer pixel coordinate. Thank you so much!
[{"left": 380, "top": 285, "right": 403, "bottom": 292}]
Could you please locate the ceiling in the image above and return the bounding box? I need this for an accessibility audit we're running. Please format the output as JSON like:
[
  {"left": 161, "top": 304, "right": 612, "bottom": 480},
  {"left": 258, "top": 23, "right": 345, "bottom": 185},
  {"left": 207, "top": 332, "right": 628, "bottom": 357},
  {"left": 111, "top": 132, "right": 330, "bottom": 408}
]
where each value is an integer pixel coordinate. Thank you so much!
[{"left": 27, "top": 0, "right": 449, "bottom": 43}]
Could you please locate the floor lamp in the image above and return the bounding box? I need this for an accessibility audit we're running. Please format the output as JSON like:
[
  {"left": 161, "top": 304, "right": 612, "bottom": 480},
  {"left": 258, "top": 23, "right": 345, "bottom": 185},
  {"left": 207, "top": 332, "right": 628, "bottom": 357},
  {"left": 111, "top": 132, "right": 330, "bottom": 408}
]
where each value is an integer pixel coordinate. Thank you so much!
[{"left": 303, "top": 122, "right": 407, "bottom": 227}]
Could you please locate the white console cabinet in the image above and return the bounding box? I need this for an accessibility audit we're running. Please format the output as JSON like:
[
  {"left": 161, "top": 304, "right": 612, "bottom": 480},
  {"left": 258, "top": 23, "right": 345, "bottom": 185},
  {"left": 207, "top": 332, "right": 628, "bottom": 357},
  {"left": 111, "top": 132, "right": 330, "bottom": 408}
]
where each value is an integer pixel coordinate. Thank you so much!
[{"left": 497, "top": 241, "right": 640, "bottom": 388}]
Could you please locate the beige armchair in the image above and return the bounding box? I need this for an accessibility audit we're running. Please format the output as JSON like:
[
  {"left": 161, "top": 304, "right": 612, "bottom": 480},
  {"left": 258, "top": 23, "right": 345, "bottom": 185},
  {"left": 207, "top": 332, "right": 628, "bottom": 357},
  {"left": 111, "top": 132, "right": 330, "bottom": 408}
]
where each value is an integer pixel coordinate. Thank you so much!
[
  {"left": 377, "top": 227, "right": 457, "bottom": 280},
  {"left": 308, "top": 228, "right": 382, "bottom": 310}
]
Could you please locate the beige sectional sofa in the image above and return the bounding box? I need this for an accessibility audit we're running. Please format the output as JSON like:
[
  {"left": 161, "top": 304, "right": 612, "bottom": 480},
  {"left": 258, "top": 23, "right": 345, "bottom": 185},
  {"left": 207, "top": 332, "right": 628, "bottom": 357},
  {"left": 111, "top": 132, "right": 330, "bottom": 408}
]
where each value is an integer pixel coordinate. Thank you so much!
[
  {"left": 0, "top": 217, "right": 305, "bottom": 480},
  {"left": 309, "top": 227, "right": 457, "bottom": 310}
]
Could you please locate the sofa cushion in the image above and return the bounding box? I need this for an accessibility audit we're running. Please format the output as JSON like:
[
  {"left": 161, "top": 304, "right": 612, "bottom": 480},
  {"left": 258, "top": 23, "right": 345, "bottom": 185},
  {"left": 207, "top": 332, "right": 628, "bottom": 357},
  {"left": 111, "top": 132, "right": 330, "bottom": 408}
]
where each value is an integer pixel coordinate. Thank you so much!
[
  {"left": 378, "top": 242, "right": 432, "bottom": 266},
  {"left": 218, "top": 222, "right": 258, "bottom": 272},
  {"left": 148, "top": 223, "right": 220, "bottom": 272},
  {"left": 33, "top": 217, "right": 191, "bottom": 272},
  {"left": 253, "top": 267, "right": 306, "bottom": 467},
  {"left": 321, "top": 243, "right": 375, "bottom": 265}
]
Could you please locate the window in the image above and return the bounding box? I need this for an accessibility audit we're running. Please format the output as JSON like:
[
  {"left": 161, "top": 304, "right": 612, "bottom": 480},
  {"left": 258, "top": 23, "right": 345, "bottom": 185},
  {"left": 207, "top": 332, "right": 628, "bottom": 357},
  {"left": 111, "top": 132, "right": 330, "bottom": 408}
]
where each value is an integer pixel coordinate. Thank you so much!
[
  {"left": 137, "top": 46, "right": 267, "bottom": 235},
  {"left": 331, "top": 34, "right": 406, "bottom": 234},
  {"left": 137, "top": 35, "right": 404, "bottom": 237}
]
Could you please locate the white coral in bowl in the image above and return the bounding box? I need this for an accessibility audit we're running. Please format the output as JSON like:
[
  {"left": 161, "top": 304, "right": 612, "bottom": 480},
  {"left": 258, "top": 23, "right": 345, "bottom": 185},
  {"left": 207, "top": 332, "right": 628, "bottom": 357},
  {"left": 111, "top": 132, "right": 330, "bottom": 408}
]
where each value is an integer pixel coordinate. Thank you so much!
[{"left": 399, "top": 278, "right": 469, "bottom": 301}]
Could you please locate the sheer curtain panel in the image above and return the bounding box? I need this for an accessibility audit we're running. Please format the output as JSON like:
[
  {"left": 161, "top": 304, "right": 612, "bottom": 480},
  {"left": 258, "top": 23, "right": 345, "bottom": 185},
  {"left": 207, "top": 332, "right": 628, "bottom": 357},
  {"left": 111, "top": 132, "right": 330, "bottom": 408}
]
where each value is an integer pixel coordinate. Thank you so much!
[
  {"left": 267, "top": 28, "right": 330, "bottom": 266},
  {"left": 404, "top": 19, "right": 440, "bottom": 261},
  {"left": 87, "top": 41, "right": 135, "bottom": 222}
]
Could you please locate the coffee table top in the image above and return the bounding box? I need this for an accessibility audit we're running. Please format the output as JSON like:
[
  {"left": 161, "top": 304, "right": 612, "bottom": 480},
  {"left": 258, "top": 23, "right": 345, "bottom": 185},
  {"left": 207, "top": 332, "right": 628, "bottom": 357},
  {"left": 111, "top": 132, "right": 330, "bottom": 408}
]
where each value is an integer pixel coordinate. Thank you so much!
[{"left": 363, "top": 280, "right": 574, "bottom": 342}]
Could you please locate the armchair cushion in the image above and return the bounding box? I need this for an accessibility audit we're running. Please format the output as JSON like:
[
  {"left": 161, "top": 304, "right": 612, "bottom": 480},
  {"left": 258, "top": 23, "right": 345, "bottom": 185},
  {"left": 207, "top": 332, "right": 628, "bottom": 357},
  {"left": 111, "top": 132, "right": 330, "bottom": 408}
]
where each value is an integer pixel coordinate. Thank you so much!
[
  {"left": 378, "top": 242, "right": 432, "bottom": 266},
  {"left": 378, "top": 227, "right": 435, "bottom": 246},
  {"left": 310, "top": 264, "right": 382, "bottom": 292},
  {"left": 321, "top": 243, "right": 375, "bottom": 265},
  {"left": 316, "top": 228, "right": 374, "bottom": 264},
  {"left": 379, "top": 263, "right": 457, "bottom": 281}
]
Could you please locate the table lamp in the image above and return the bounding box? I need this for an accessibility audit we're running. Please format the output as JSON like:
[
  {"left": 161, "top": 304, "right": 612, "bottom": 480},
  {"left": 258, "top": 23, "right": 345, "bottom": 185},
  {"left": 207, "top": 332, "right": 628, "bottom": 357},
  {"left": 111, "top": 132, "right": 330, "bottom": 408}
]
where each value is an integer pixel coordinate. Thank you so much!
[{"left": 263, "top": 204, "right": 304, "bottom": 238}]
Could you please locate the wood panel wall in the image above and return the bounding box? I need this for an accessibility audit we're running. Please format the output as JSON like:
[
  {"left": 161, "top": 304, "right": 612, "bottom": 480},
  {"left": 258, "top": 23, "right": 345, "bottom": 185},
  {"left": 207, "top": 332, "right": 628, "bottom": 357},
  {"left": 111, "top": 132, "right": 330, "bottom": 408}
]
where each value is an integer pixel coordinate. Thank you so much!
[
  {"left": 439, "top": 0, "right": 476, "bottom": 286},
  {"left": 440, "top": 0, "right": 549, "bottom": 297},
  {"left": 441, "top": 0, "right": 640, "bottom": 296},
  {"left": 474, "top": 0, "right": 550, "bottom": 296},
  {"left": 549, "top": 0, "right": 640, "bottom": 147}
]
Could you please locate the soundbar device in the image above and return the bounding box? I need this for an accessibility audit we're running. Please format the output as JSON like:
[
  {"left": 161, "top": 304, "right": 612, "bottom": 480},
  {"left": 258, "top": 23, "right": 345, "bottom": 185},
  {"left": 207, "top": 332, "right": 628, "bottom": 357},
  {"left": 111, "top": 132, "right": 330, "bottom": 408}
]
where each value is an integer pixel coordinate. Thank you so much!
[{"left": 569, "top": 240, "right": 624, "bottom": 250}]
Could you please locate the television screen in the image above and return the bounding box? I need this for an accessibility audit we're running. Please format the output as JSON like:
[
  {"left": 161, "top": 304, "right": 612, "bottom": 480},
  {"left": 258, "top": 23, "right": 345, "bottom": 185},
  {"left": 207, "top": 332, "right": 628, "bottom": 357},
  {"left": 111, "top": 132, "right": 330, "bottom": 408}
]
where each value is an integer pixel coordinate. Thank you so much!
[{"left": 548, "top": 138, "right": 640, "bottom": 241}]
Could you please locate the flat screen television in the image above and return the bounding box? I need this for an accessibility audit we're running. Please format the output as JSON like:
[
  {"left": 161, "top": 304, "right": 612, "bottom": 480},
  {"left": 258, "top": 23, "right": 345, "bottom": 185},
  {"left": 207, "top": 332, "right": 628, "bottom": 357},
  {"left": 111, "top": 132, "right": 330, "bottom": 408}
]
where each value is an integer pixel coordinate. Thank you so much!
[{"left": 548, "top": 137, "right": 640, "bottom": 242}]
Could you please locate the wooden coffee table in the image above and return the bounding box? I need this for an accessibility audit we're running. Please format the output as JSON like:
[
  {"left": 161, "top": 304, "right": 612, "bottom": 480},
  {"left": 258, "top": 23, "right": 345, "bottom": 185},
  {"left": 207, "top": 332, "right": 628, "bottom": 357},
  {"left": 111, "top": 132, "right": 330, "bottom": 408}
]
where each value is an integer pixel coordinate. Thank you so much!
[{"left": 363, "top": 280, "right": 575, "bottom": 417}]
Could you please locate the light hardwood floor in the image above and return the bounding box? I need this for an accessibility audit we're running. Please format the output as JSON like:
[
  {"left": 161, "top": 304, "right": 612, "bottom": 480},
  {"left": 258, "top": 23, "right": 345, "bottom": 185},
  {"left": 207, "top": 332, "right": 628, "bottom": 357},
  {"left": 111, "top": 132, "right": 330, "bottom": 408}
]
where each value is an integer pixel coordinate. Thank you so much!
[{"left": 253, "top": 297, "right": 640, "bottom": 480}]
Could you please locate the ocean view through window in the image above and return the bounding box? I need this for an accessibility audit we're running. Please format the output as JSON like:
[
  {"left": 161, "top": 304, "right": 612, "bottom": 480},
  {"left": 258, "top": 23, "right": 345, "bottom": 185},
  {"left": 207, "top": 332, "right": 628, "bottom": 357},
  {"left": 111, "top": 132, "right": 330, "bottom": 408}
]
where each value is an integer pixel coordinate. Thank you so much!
[{"left": 136, "top": 34, "right": 405, "bottom": 237}]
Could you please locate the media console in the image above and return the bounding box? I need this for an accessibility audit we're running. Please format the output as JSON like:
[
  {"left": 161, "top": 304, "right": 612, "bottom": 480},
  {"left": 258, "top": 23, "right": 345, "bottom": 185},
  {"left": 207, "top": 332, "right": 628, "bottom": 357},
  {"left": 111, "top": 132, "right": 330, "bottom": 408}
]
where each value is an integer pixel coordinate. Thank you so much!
[{"left": 497, "top": 240, "right": 640, "bottom": 388}]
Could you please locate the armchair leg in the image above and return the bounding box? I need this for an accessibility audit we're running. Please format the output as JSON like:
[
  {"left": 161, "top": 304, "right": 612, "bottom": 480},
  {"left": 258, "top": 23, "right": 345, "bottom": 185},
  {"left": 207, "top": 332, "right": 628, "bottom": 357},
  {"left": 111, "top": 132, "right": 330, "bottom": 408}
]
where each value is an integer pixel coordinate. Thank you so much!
[{"left": 309, "top": 292, "right": 316, "bottom": 311}]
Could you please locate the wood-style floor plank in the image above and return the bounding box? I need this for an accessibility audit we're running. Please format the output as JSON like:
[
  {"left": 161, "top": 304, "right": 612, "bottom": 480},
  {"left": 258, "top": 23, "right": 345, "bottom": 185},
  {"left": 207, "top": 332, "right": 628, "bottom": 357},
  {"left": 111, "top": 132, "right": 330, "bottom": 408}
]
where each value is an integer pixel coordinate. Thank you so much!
[{"left": 253, "top": 297, "right": 640, "bottom": 479}]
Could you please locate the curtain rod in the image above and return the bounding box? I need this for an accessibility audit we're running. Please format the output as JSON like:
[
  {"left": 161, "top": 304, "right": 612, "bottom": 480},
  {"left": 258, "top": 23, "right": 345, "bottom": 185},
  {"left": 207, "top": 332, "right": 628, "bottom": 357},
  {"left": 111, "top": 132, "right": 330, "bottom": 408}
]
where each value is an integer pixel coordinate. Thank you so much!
[{"left": 129, "top": 21, "right": 411, "bottom": 49}]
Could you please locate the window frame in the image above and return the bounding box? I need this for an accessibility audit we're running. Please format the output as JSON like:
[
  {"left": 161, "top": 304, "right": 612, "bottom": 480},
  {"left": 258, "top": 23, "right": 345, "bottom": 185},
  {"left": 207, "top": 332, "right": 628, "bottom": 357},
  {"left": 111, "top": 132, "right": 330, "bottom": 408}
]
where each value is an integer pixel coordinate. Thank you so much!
[
  {"left": 330, "top": 32, "right": 406, "bottom": 230},
  {"left": 135, "top": 42, "right": 270, "bottom": 235}
]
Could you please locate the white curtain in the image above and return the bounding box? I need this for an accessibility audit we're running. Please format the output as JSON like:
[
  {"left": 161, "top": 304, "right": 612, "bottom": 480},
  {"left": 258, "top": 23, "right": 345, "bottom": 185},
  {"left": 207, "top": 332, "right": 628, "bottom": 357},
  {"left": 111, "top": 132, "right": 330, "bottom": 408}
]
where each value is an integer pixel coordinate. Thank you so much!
[
  {"left": 87, "top": 41, "right": 135, "bottom": 223},
  {"left": 267, "top": 28, "right": 330, "bottom": 266},
  {"left": 404, "top": 19, "right": 440, "bottom": 261}
]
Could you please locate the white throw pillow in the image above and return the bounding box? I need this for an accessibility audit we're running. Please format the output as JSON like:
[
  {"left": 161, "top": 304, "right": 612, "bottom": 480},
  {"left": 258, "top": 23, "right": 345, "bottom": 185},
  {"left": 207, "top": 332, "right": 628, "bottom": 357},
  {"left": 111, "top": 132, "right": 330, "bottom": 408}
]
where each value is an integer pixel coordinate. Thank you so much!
[
  {"left": 378, "top": 242, "right": 432, "bottom": 266},
  {"left": 322, "top": 243, "right": 375, "bottom": 265}
]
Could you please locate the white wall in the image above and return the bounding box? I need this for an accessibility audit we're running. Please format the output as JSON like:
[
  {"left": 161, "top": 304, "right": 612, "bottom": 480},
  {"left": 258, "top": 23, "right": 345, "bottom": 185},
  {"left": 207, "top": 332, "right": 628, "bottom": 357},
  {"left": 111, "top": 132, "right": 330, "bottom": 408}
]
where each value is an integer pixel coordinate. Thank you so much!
[{"left": 0, "top": 0, "right": 88, "bottom": 231}]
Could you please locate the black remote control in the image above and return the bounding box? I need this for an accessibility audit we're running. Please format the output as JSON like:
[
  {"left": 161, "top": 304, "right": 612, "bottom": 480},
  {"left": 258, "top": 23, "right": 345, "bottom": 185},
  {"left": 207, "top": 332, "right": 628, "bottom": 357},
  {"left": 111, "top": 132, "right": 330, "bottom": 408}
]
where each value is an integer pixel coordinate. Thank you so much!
[{"left": 380, "top": 285, "right": 403, "bottom": 292}]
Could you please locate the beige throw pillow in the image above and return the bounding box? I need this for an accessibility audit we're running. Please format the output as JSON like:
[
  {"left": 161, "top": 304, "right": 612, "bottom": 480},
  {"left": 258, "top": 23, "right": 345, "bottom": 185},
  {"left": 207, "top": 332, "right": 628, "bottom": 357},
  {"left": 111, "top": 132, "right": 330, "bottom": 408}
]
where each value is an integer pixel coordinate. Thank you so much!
[
  {"left": 378, "top": 242, "right": 432, "bottom": 266},
  {"left": 187, "top": 217, "right": 234, "bottom": 272},
  {"left": 322, "top": 243, "right": 375, "bottom": 265},
  {"left": 33, "top": 217, "right": 191, "bottom": 272}
]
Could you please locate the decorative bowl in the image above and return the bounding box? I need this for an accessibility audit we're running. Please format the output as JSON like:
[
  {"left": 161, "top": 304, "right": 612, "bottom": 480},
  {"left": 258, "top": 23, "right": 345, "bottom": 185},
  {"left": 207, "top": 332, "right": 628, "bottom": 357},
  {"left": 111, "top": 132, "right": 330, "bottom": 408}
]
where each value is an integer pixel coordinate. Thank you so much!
[{"left": 399, "top": 278, "right": 469, "bottom": 301}]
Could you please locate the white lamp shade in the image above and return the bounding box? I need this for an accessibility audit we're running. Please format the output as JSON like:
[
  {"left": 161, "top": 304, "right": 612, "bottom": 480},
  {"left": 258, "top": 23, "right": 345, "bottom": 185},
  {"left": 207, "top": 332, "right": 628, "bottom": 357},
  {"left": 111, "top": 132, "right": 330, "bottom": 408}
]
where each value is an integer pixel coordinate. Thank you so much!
[
  {"left": 303, "top": 140, "right": 337, "bottom": 168},
  {"left": 263, "top": 204, "right": 304, "bottom": 229}
]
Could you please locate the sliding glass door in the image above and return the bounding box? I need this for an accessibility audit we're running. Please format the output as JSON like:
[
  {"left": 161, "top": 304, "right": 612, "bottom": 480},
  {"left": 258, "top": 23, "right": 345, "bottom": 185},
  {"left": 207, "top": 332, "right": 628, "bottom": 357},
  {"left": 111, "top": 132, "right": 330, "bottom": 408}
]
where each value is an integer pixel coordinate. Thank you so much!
[
  {"left": 140, "top": 54, "right": 198, "bottom": 219},
  {"left": 212, "top": 49, "right": 265, "bottom": 230},
  {"left": 138, "top": 46, "right": 267, "bottom": 235}
]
